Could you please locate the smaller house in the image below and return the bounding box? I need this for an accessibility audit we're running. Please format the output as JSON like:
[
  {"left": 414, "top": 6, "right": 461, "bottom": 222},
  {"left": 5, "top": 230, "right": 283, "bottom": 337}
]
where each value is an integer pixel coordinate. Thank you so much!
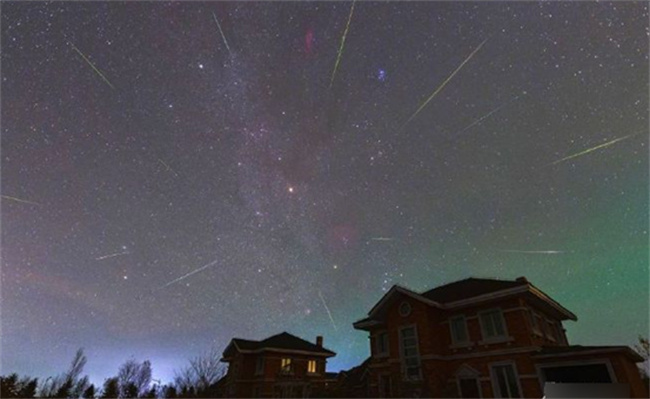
[{"left": 219, "top": 331, "right": 336, "bottom": 398}]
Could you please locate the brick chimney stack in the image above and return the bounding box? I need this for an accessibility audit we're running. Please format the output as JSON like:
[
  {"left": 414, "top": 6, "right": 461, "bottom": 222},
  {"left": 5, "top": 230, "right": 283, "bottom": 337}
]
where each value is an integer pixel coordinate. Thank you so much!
[
  {"left": 516, "top": 276, "right": 529, "bottom": 283},
  {"left": 316, "top": 336, "right": 323, "bottom": 347}
]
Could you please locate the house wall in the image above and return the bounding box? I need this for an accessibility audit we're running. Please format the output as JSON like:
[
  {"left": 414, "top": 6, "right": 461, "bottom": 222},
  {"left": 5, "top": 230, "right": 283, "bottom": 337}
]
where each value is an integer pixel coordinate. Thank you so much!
[{"left": 224, "top": 350, "right": 331, "bottom": 398}]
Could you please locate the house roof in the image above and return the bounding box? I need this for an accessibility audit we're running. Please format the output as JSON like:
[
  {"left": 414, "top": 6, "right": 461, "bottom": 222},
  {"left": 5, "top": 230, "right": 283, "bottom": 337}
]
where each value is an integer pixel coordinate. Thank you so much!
[
  {"left": 353, "top": 276, "right": 577, "bottom": 330},
  {"left": 421, "top": 277, "right": 527, "bottom": 303},
  {"left": 533, "top": 345, "right": 644, "bottom": 362},
  {"left": 339, "top": 357, "right": 371, "bottom": 388},
  {"left": 222, "top": 332, "right": 336, "bottom": 359}
]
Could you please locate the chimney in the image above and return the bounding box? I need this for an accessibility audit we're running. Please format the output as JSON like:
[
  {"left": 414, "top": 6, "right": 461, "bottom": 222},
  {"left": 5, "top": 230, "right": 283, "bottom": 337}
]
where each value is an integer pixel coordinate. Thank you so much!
[
  {"left": 316, "top": 336, "right": 323, "bottom": 347},
  {"left": 516, "top": 276, "right": 528, "bottom": 283}
]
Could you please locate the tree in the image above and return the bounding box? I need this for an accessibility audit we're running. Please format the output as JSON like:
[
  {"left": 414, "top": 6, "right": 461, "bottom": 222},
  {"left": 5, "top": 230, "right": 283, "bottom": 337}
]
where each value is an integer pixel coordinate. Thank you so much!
[
  {"left": 162, "top": 385, "right": 177, "bottom": 399},
  {"left": 173, "top": 347, "right": 225, "bottom": 397},
  {"left": 100, "top": 378, "right": 119, "bottom": 399},
  {"left": 1, "top": 374, "right": 39, "bottom": 398},
  {"left": 116, "top": 359, "right": 152, "bottom": 398},
  {"left": 41, "top": 348, "right": 89, "bottom": 398},
  {"left": 82, "top": 383, "right": 96, "bottom": 399},
  {"left": 18, "top": 376, "right": 39, "bottom": 398}
]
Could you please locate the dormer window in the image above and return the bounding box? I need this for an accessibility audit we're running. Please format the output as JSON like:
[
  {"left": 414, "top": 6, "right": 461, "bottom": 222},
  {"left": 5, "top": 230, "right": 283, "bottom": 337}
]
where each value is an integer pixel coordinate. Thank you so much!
[
  {"left": 479, "top": 309, "right": 507, "bottom": 340},
  {"left": 450, "top": 316, "right": 469, "bottom": 344},
  {"left": 399, "top": 301, "right": 412, "bottom": 317}
]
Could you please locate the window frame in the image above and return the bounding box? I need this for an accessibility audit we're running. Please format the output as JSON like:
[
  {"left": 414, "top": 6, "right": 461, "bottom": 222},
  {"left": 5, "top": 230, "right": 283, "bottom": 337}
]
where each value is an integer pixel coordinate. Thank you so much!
[
  {"left": 375, "top": 331, "right": 390, "bottom": 357},
  {"left": 280, "top": 358, "right": 293, "bottom": 374},
  {"left": 307, "top": 359, "right": 317, "bottom": 374},
  {"left": 255, "top": 356, "right": 265, "bottom": 375},
  {"left": 489, "top": 361, "right": 522, "bottom": 398},
  {"left": 399, "top": 301, "right": 412, "bottom": 317},
  {"left": 529, "top": 310, "right": 542, "bottom": 335},
  {"left": 399, "top": 324, "right": 422, "bottom": 381},
  {"left": 478, "top": 308, "right": 508, "bottom": 341},
  {"left": 449, "top": 315, "right": 470, "bottom": 345}
]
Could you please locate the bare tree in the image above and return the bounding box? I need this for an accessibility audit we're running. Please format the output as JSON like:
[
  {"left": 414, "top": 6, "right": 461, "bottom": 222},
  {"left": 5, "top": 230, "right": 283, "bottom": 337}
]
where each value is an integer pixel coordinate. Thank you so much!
[
  {"left": 117, "top": 359, "right": 152, "bottom": 398},
  {"left": 173, "top": 347, "right": 225, "bottom": 396}
]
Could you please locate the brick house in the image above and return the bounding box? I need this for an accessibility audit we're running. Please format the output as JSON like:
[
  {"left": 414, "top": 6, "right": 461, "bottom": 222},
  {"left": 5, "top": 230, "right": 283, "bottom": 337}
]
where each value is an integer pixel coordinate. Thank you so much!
[
  {"left": 219, "top": 332, "right": 336, "bottom": 398},
  {"left": 352, "top": 277, "right": 647, "bottom": 398}
]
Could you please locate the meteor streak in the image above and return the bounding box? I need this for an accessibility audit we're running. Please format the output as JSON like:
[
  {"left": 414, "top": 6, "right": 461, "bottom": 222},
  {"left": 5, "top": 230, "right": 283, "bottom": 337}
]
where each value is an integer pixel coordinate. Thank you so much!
[
  {"left": 318, "top": 290, "right": 338, "bottom": 331},
  {"left": 212, "top": 12, "right": 232, "bottom": 56},
  {"left": 402, "top": 39, "right": 488, "bottom": 129},
  {"left": 329, "top": 1, "right": 356, "bottom": 88},
  {"left": 157, "top": 158, "right": 179, "bottom": 176},
  {"left": 96, "top": 251, "right": 130, "bottom": 261},
  {"left": 1, "top": 195, "right": 40, "bottom": 206},
  {"left": 156, "top": 258, "right": 220, "bottom": 291},
  {"left": 453, "top": 93, "right": 524, "bottom": 137},
  {"left": 500, "top": 249, "right": 565, "bottom": 254},
  {"left": 371, "top": 237, "right": 394, "bottom": 241},
  {"left": 548, "top": 132, "right": 643, "bottom": 166},
  {"left": 70, "top": 43, "right": 115, "bottom": 90}
]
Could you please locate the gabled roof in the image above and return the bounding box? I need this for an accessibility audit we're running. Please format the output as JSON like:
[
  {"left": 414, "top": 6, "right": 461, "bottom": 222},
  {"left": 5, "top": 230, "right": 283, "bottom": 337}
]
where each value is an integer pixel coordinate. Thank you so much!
[
  {"left": 421, "top": 277, "right": 526, "bottom": 303},
  {"left": 222, "top": 332, "right": 335, "bottom": 359},
  {"left": 353, "top": 276, "right": 577, "bottom": 330}
]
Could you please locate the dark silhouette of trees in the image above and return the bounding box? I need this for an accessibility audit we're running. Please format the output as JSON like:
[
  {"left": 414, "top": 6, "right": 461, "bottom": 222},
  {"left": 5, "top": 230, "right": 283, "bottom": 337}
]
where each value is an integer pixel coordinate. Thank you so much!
[
  {"left": 100, "top": 377, "right": 119, "bottom": 399},
  {"left": 82, "top": 384, "right": 96, "bottom": 399},
  {"left": 40, "top": 348, "right": 90, "bottom": 398},
  {"left": 115, "top": 359, "right": 152, "bottom": 398},
  {"left": 1, "top": 373, "right": 38, "bottom": 398},
  {"left": 172, "top": 347, "right": 225, "bottom": 397}
]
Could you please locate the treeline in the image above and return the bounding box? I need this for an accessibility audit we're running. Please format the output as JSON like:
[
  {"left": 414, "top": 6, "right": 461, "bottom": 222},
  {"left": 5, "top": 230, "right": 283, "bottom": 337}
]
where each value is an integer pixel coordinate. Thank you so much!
[{"left": 1, "top": 348, "right": 225, "bottom": 399}]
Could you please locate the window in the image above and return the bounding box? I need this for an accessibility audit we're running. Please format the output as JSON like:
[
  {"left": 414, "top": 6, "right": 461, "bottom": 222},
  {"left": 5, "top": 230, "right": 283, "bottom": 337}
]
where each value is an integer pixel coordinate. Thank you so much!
[
  {"left": 479, "top": 309, "right": 507, "bottom": 340},
  {"left": 399, "top": 301, "right": 412, "bottom": 317},
  {"left": 280, "top": 358, "right": 292, "bottom": 374},
  {"left": 375, "top": 332, "right": 389, "bottom": 356},
  {"left": 491, "top": 364, "right": 521, "bottom": 398},
  {"left": 399, "top": 326, "right": 421, "bottom": 380},
  {"left": 307, "top": 360, "right": 317, "bottom": 374},
  {"left": 546, "top": 320, "right": 556, "bottom": 341},
  {"left": 529, "top": 311, "right": 541, "bottom": 334},
  {"left": 255, "top": 356, "right": 265, "bottom": 375},
  {"left": 450, "top": 316, "right": 469, "bottom": 344}
]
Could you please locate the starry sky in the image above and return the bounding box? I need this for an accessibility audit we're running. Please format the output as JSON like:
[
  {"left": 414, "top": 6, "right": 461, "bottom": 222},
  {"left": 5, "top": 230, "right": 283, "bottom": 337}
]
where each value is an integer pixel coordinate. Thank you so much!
[{"left": 1, "top": 1, "right": 648, "bottom": 387}]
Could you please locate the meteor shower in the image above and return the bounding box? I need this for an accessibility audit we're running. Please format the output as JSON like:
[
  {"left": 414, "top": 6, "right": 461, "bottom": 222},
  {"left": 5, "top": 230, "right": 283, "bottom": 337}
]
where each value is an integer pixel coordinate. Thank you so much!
[{"left": 1, "top": 2, "right": 648, "bottom": 398}]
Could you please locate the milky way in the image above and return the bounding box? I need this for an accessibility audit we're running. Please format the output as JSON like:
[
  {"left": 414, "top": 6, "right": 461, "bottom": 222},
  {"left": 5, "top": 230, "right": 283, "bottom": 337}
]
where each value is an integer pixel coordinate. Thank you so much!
[{"left": 1, "top": 1, "right": 648, "bottom": 385}]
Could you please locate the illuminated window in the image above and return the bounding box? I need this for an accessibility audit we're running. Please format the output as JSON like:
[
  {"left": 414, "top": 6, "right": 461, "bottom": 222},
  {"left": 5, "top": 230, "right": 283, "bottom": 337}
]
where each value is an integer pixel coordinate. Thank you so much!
[
  {"left": 307, "top": 360, "right": 317, "bottom": 374},
  {"left": 281, "top": 358, "right": 292, "bottom": 374}
]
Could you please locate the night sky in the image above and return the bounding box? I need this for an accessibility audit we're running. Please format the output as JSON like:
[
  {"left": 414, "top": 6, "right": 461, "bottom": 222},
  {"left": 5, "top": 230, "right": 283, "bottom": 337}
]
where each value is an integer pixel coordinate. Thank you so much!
[{"left": 1, "top": 1, "right": 648, "bottom": 386}]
